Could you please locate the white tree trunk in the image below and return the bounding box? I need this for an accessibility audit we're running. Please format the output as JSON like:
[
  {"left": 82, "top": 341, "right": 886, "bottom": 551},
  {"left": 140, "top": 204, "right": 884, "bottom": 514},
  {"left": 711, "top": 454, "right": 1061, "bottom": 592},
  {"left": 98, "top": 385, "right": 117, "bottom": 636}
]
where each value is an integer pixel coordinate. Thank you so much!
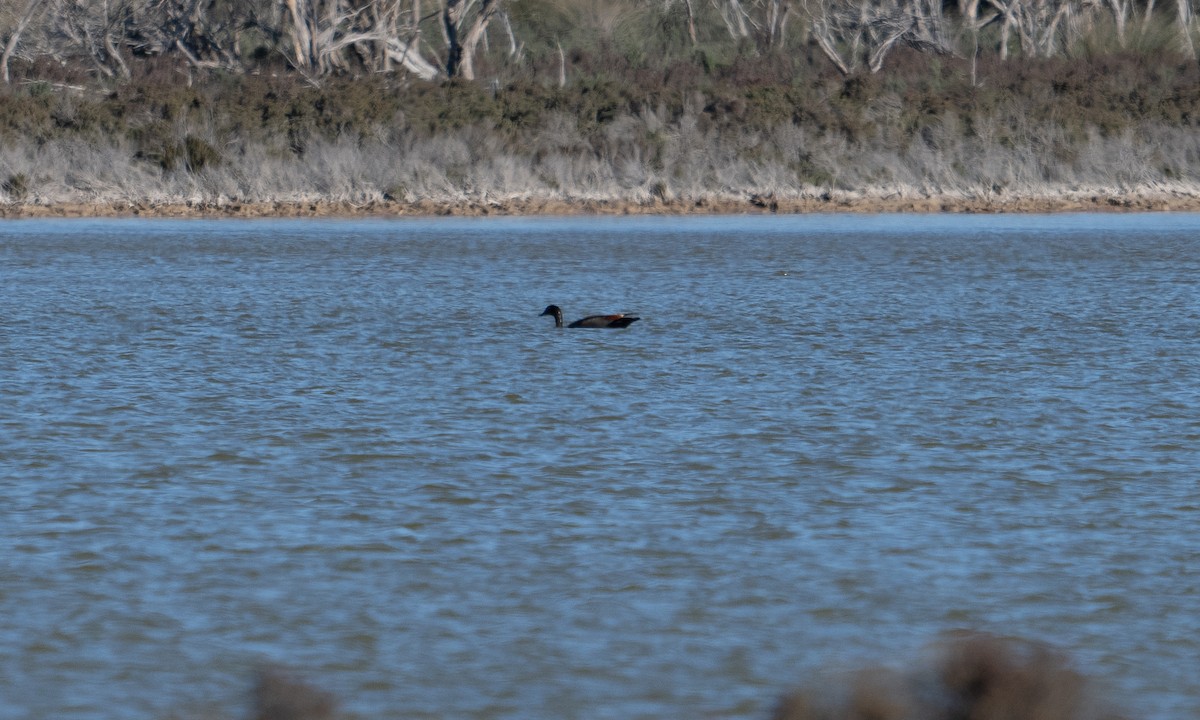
[
  {"left": 803, "top": 0, "right": 953, "bottom": 74},
  {"left": 1, "top": 0, "right": 46, "bottom": 83},
  {"left": 1177, "top": 0, "right": 1194, "bottom": 57},
  {"left": 284, "top": 0, "right": 316, "bottom": 68},
  {"left": 443, "top": 0, "right": 503, "bottom": 79},
  {"left": 1107, "top": 0, "right": 1129, "bottom": 45},
  {"left": 386, "top": 36, "right": 439, "bottom": 79}
]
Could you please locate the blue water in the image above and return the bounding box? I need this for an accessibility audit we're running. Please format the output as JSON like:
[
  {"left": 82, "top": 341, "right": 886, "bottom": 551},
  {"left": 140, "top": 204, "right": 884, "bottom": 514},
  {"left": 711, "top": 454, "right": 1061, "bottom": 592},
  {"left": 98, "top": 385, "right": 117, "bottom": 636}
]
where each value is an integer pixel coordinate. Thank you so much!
[{"left": 1, "top": 214, "right": 1198, "bottom": 719}]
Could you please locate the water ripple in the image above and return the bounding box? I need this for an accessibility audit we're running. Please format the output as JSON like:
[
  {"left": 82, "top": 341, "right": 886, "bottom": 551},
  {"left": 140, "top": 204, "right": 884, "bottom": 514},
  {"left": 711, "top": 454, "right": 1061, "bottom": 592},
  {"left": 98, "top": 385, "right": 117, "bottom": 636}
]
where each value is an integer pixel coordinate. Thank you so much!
[{"left": 2, "top": 215, "right": 1199, "bottom": 719}]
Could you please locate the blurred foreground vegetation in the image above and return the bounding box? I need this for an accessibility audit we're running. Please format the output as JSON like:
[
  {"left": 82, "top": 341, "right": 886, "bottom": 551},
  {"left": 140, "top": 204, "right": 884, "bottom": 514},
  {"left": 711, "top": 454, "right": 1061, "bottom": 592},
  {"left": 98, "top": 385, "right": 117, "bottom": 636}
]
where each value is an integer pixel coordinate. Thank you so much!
[
  {"left": 2, "top": 1, "right": 1199, "bottom": 206},
  {"left": 235, "top": 632, "right": 1125, "bottom": 720}
]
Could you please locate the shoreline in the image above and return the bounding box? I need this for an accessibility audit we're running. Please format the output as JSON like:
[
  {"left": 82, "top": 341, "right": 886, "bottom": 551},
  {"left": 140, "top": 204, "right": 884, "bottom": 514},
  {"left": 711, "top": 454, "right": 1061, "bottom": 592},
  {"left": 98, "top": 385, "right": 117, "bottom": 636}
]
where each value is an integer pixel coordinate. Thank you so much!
[{"left": 4, "top": 192, "right": 1200, "bottom": 219}]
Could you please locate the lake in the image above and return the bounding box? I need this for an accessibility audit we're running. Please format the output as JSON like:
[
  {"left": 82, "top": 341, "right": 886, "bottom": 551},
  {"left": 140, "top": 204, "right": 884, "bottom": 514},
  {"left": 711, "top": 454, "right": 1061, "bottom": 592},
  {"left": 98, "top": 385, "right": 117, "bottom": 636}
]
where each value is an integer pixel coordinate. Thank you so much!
[{"left": 1, "top": 214, "right": 1198, "bottom": 719}]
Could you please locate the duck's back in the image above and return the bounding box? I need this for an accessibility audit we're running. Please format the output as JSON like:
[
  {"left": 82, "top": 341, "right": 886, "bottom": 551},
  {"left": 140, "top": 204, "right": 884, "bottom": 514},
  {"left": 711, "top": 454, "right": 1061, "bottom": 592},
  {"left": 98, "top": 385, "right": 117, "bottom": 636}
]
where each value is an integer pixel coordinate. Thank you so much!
[{"left": 569, "top": 314, "right": 640, "bottom": 328}]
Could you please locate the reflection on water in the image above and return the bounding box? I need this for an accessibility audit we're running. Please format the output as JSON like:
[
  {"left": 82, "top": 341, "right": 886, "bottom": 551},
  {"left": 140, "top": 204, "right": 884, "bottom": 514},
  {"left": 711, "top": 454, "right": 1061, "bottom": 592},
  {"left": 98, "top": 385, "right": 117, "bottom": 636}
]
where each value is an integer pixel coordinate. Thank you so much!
[{"left": 1, "top": 214, "right": 1198, "bottom": 719}]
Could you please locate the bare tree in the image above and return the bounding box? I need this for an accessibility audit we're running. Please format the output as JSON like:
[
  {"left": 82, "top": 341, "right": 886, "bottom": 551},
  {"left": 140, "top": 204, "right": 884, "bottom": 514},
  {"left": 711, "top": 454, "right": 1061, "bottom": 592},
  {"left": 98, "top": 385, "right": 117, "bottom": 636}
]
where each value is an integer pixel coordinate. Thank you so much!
[
  {"left": 442, "top": 0, "right": 503, "bottom": 79},
  {"left": 682, "top": 0, "right": 700, "bottom": 44},
  {"left": 1122, "top": 0, "right": 1193, "bottom": 55},
  {"left": 767, "top": 0, "right": 792, "bottom": 47},
  {"left": 986, "top": 0, "right": 1107, "bottom": 58},
  {"left": 50, "top": 0, "right": 138, "bottom": 79},
  {"left": 806, "top": 0, "right": 955, "bottom": 74},
  {"left": 660, "top": 0, "right": 701, "bottom": 45},
  {"left": 15, "top": 0, "right": 1193, "bottom": 89},
  {"left": 278, "top": 0, "right": 440, "bottom": 79},
  {"left": 1106, "top": 0, "right": 1132, "bottom": 45},
  {"left": 714, "top": 0, "right": 752, "bottom": 38},
  {"left": 373, "top": 0, "right": 439, "bottom": 79},
  {"left": 125, "top": 0, "right": 246, "bottom": 70},
  {"left": 1175, "top": 0, "right": 1195, "bottom": 57},
  {"left": 1, "top": 0, "right": 49, "bottom": 83},
  {"left": 281, "top": 0, "right": 334, "bottom": 73},
  {"left": 498, "top": 10, "right": 521, "bottom": 58},
  {"left": 705, "top": 0, "right": 795, "bottom": 48}
]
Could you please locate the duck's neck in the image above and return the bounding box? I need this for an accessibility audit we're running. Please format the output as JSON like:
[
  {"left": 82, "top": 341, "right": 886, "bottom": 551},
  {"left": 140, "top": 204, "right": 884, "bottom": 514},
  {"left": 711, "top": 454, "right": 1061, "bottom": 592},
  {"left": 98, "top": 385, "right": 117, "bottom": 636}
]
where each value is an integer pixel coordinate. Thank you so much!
[{"left": 551, "top": 309, "right": 564, "bottom": 327}]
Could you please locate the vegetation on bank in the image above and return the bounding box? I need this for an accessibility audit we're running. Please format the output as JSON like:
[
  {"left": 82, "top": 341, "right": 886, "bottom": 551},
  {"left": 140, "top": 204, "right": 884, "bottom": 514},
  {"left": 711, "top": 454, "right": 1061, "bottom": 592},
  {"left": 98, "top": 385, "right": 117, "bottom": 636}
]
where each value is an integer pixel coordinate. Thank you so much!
[
  {"left": 221, "top": 632, "right": 1127, "bottom": 719},
  {"left": 2, "top": 0, "right": 1200, "bottom": 207}
]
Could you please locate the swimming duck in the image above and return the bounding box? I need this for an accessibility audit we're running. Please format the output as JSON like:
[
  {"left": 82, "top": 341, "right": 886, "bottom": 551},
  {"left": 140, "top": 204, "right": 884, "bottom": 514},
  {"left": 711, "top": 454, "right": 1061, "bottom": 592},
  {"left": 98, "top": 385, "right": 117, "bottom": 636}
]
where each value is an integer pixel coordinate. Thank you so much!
[{"left": 541, "top": 304, "right": 640, "bottom": 328}]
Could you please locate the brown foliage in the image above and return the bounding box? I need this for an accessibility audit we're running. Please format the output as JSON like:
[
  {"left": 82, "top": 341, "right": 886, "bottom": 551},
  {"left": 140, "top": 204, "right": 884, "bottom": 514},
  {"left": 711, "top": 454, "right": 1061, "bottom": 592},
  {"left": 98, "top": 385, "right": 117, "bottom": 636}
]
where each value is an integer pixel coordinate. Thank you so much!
[{"left": 771, "top": 632, "right": 1125, "bottom": 720}]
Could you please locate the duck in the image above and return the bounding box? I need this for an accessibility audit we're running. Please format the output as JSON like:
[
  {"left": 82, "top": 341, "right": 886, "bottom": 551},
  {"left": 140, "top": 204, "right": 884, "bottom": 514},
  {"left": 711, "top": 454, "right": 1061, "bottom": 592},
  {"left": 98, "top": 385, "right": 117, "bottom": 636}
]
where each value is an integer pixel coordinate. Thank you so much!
[{"left": 541, "top": 304, "right": 640, "bottom": 328}]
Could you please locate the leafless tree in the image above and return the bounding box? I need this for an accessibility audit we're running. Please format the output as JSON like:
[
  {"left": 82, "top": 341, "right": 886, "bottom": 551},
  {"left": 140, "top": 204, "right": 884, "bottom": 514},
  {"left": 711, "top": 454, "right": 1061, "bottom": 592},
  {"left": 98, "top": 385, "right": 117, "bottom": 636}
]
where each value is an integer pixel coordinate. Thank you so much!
[
  {"left": 706, "top": 0, "right": 794, "bottom": 48},
  {"left": 49, "top": 0, "right": 138, "bottom": 79},
  {"left": 442, "top": 0, "right": 504, "bottom": 79},
  {"left": 989, "top": 0, "right": 1070, "bottom": 58},
  {"left": 278, "top": 0, "right": 440, "bottom": 79},
  {"left": 1106, "top": 0, "right": 1132, "bottom": 44},
  {"left": 1, "top": 0, "right": 49, "bottom": 83},
  {"left": 715, "top": 0, "right": 752, "bottom": 38},
  {"left": 806, "top": 0, "right": 955, "bottom": 73},
  {"left": 766, "top": 0, "right": 792, "bottom": 47},
  {"left": 127, "top": 0, "right": 245, "bottom": 70},
  {"left": 659, "top": 0, "right": 701, "bottom": 45},
  {"left": 988, "top": 0, "right": 1157, "bottom": 58},
  {"left": 1174, "top": 0, "right": 1195, "bottom": 56},
  {"left": 277, "top": 0, "right": 513, "bottom": 81},
  {"left": 6, "top": 0, "right": 1199, "bottom": 89}
]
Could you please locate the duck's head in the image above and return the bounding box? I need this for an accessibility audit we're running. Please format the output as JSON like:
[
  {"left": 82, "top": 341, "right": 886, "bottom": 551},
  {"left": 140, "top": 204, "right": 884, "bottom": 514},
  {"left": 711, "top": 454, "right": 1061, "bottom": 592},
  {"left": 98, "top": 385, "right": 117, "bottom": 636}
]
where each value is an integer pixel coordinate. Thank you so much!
[{"left": 540, "top": 304, "right": 564, "bottom": 327}]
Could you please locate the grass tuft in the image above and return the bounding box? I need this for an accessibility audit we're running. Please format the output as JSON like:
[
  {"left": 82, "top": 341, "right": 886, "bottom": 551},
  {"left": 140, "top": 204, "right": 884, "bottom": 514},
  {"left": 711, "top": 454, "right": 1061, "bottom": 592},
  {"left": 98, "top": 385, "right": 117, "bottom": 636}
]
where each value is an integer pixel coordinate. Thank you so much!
[{"left": 772, "top": 631, "right": 1126, "bottom": 720}]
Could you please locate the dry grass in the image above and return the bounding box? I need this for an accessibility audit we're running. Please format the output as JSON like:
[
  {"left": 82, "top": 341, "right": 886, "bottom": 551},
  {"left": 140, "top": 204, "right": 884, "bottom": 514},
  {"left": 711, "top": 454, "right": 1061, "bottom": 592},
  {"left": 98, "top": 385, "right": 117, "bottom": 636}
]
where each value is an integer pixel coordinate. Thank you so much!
[
  {"left": 5, "top": 108, "right": 1200, "bottom": 210},
  {"left": 4, "top": 42, "right": 1200, "bottom": 212}
]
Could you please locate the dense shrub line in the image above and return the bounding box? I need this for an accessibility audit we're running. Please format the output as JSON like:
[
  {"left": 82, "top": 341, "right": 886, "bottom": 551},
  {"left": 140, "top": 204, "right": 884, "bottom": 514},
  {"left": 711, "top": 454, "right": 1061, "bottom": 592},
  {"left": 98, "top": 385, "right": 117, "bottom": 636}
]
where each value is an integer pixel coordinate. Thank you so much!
[
  {"left": 196, "top": 632, "right": 1130, "bottom": 720},
  {"left": 2, "top": 46, "right": 1199, "bottom": 205}
]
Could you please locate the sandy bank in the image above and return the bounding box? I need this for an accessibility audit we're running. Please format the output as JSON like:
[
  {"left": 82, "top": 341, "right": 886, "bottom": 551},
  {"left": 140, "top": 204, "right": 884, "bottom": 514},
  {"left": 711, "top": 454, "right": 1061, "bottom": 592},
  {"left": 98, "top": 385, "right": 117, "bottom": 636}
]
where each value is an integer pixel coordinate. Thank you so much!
[{"left": 4, "top": 192, "right": 1200, "bottom": 219}]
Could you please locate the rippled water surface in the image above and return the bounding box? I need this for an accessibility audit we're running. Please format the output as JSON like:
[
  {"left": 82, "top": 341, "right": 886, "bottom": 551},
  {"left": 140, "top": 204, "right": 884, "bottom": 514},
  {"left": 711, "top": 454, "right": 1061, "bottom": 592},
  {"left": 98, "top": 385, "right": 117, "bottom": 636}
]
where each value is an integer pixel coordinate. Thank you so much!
[{"left": 2, "top": 214, "right": 1199, "bottom": 719}]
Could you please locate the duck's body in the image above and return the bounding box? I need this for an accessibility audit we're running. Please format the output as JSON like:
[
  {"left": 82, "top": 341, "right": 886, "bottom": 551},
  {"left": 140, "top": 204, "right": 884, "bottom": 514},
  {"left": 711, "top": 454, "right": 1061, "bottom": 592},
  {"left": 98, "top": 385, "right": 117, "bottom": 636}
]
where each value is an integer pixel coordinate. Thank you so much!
[{"left": 541, "top": 304, "right": 640, "bottom": 328}]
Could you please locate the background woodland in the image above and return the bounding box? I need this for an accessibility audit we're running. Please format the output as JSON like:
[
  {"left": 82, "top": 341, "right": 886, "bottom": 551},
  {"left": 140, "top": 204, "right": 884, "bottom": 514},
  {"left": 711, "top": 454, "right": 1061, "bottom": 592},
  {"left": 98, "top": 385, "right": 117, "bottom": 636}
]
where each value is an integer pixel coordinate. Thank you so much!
[{"left": 2, "top": 0, "right": 1200, "bottom": 207}]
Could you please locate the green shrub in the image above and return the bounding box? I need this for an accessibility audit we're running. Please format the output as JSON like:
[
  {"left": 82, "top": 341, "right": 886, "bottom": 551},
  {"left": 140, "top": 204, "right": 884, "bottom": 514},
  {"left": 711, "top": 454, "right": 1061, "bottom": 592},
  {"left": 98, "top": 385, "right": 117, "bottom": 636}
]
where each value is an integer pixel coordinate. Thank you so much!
[
  {"left": 184, "top": 136, "right": 221, "bottom": 171},
  {"left": 27, "top": 82, "right": 53, "bottom": 99},
  {"left": 2, "top": 173, "right": 30, "bottom": 200}
]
